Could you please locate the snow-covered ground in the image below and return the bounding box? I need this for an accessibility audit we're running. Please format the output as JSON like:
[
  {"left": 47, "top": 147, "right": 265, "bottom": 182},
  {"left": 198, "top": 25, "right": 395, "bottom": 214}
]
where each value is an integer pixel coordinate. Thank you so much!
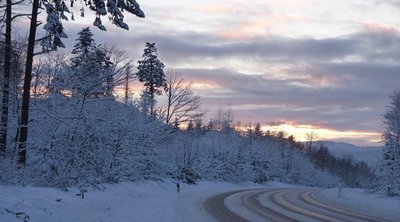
[
  {"left": 316, "top": 188, "right": 400, "bottom": 221},
  {"left": 1, "top": 181, "right": 399, "bottom": 222},
  {"left": 0, "top": 180, "right": 257, "bottom": 222}
]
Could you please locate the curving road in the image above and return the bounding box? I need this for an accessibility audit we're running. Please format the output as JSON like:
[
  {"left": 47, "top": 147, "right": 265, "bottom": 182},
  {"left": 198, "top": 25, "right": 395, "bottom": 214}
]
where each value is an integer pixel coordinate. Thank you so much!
[{"left": 204, "top": 188, "right": 394, "bottom": 222}]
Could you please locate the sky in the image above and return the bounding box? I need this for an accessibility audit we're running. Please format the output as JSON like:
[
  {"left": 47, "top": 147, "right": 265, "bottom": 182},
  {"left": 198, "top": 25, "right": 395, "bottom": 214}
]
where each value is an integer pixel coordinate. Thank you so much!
[{"left": 14, "top": 0, "right": 400, "bottom": 146}]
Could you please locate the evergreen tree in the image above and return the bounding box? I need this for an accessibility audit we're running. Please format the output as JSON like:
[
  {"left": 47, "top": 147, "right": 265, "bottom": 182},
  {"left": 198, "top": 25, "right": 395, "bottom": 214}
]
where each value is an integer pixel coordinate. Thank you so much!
[
  {"left": 41, "top": 0, "right": 69, "bottom": 52},
  {"left": 254, "top": 122, "right": 263, "bottom": 137},
  {"left": 71, "top": 28, "right": 96, "bottom": 57},
  {"left": 136, "top": 42, "right": 166, "bottom": 118},
  {"left": 376, "top": 91, "right": 400, "bottom": 196},
  {"left": 137, "top": 90, "right": 154, "bottom": 118},
  {"left": 67, "top": 27, "right": 113, "bottom": 97}
]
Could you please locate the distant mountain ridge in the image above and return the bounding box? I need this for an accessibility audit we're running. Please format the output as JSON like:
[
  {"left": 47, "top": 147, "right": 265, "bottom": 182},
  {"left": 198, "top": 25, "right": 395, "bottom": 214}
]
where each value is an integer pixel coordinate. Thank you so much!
[{"left": 312, "top": 141, "right": 383, "bottom": 167}]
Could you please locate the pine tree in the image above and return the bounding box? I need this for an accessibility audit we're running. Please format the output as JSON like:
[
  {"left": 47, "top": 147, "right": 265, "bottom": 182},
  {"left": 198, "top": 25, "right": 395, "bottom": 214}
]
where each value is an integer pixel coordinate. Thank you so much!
[
  {"left": 71, "top": 28, "right": 95, "bottom": 57},
  {"left": 41, "top": 0, "right": 69, "bottom": 52},
  {"left": 67, "top": 27, "right": 113, "bottom": 97},
  {"left": 376, "top": 91, "right": 400, "bottom": 196},
  {"left": 136, "top": 42, "right": 166, "bottom": 118},
  {"left": 254, "top": 122, "right": 263, "bottom": 137}
]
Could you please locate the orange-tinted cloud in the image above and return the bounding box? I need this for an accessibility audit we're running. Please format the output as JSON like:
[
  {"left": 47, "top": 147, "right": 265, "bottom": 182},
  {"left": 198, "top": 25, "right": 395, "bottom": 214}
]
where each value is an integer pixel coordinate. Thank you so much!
[{"left": 361, "top": 22, "right": 398, "bottom": 33}]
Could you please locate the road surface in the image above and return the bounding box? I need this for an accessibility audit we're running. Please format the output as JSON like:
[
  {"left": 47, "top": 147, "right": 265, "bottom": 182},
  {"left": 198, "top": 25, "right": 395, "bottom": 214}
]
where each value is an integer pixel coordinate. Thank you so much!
[{"left": 204, "top": 188, "right": 393, "bottom": 222}]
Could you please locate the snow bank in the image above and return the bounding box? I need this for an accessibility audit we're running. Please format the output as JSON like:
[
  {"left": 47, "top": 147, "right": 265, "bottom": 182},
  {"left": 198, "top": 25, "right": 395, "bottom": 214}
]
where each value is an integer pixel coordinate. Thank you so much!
[
  {"left": 316, "top": 188, "right": 400, "bottom": 221},
  {"left": 0, "top": 180, "right": 269, "bottom": 222}
]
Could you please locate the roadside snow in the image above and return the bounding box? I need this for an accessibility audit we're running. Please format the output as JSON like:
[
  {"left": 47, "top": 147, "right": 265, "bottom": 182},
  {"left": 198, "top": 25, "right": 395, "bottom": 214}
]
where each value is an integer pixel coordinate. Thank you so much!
[
  {"left": 1, "top": 181, "right": 399, "bottom": 222},
  {"left": 0, "top": 180, "right": 266, "bottom": 222},
  {"left": 316, "top": 188, "right": 400, "bottom": 221}
]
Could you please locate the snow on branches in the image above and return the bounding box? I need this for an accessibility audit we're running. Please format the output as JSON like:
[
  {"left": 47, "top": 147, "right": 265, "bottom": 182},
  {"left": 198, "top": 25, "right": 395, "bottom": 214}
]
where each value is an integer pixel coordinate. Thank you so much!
[{"left": 40, "top": 0, "right": 144, "bottom": 52}]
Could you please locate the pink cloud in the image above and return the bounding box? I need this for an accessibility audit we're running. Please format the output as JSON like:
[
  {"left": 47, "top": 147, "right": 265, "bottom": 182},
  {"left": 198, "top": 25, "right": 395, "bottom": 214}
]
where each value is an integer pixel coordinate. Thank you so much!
[
  {"left": 361, "top": 22, "right": 398, "bottom": 33},
  {"left": 192, "top": 4, "right": 239, "bottom": 14},
  {"left": 215, "top": 14, "right": 304, "bottom": 41}
]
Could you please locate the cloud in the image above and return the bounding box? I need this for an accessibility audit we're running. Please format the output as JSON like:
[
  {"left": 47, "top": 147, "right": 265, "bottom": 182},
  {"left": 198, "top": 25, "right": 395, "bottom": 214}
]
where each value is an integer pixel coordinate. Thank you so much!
[
  {"left": 375, "top": 0, "right": 400, "bottom": 8},
  {"left": 172, "top": 66, "right": 388, "bottom": 132},
  {"left": 109, "top": 29, "right": 400, "bottom": 71},
  {"left": 362, "top": 22, "right": 398, "bottom": 33}
]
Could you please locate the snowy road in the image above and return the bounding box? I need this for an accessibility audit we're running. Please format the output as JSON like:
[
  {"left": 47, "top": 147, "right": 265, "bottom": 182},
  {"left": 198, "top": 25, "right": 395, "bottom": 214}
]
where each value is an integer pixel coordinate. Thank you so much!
[{"left": 204, "top": 188, "right": 393, "bottom": 222}]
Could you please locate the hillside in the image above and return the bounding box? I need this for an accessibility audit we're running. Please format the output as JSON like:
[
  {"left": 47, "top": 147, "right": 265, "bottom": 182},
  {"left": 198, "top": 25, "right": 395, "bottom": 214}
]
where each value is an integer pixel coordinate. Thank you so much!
[{"left": 314, "top": 141, "right": 382, "bottom": 167}]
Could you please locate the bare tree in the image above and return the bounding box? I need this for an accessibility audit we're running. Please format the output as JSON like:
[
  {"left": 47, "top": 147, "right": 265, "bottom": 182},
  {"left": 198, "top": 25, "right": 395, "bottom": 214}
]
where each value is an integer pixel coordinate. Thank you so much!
[
  {"left": 163, "top": 71, "right": 205, "bottom": 125},
  {"left": 123, "top": 66, "right": 134, "bottom": 104},
  {"left": 0, "top": 2, "right": 26, "bottom": 157},
  {"left": 306, "top": 131, "right": 318, "bottom": 157}
]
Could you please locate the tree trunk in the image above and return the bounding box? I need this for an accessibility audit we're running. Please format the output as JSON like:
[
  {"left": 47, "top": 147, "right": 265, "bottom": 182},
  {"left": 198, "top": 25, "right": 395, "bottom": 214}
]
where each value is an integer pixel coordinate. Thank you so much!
[
  {"left": 17, "top": 0, "right": 39, "bottom": 166},
  {"left": 0, "top": 0, "right": 12, "bottom": 158},
  {"left": 149, "top": 84, "right": 155, "bottom": 119},
  {"left": 124, "top": 66, "right": 130, "bottom": 104},
  {"left": 166, "top": 86, "right": 172, "bottom": 124}
]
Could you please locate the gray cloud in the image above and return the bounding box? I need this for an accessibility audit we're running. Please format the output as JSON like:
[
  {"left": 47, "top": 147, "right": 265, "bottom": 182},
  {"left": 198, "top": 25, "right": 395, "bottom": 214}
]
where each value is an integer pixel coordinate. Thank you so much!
[
  {"left": 109, "top": 30, "right": 400, "bottom": 65},
  {"left": 175, "top": 67, "right": 390, "bottom": 132}
]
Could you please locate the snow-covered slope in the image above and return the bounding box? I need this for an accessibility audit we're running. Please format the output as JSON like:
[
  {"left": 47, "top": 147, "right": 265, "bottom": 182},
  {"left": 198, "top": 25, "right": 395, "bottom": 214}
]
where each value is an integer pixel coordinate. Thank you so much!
[{"left": 314, "top": 141, "right": 382, "bottom": 166}]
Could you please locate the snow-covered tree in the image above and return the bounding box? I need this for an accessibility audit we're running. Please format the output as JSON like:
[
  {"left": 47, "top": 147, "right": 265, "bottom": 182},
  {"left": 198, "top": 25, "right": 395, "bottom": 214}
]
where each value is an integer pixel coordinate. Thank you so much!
[
  {"left": 208, "top": 108, "right": 234, "bottom": 131},
  {"left": 52, "top": 27, "right": 113, "bottom": 98},
  {"left": 375, "top": 91, "right": 400, "bottom": 196},
  {"left": 136, "top": 42, "right": 166, "bottom": 118},
  {"left": 17, "top": 0, "right": 144, "bottom": 166},
  {"left": 0, "top": 35, "right": 25, "bottom": 158},
  {"left": 41, "top": 0, "right": 69, "bottom": 52},
  {"left": 136, "top": 90, "right": 154, "bottom": 118},
  {"left": 71, "top": 27, "right": 96, "bottom": 56}
]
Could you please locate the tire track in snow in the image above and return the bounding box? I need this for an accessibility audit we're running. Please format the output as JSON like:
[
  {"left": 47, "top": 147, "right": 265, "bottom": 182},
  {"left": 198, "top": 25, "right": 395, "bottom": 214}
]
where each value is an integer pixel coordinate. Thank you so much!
[
  {"left": 205, "top": 188, "right": 393, "bottom": 222},
  {"left": 298, "top": 190, "right": 393, "bottom": 222}
]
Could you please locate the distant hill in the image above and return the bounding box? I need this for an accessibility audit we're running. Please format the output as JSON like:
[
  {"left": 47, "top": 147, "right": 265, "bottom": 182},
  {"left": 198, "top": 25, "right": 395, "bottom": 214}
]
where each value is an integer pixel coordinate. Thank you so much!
[{"left": 312, "top": 141, "right": 382, "bottom": 167}]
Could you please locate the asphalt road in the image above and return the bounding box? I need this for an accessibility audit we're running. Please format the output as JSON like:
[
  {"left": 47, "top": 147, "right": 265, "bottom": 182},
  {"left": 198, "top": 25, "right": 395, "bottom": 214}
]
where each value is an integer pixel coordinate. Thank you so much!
[{"left": 203, "top": 188, "right": 393, "bottom": 222}]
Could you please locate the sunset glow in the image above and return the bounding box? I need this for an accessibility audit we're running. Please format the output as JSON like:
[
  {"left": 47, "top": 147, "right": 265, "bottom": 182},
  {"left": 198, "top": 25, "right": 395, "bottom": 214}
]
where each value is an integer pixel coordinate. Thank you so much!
[{"left": 262, "top": 122, "right": 381, "bottom": 145}]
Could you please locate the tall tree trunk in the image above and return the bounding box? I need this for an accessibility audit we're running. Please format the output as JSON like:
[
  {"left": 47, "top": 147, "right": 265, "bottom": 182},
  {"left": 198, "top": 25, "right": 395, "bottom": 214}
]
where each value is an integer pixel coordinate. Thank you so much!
[
  {"left": 0, "top": 0, "right": 12, "bottom": 158},
  {"left": 166, "top": 88, "right": 172, "bottom": 124},
  {"left": 149, "top": 83, "right": 155, "bottom": 119},
  {"left": 124, "top": 67, "right": 129, "bottom": 104},
  {"left": 17, "top": 0, "right": 39, "bottom": 166}
]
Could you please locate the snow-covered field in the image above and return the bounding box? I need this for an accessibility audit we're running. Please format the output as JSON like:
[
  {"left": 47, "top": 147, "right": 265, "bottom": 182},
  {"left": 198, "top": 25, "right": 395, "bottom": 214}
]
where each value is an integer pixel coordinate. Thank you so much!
[{"left": 1, "top": 181, "right": 399, "bottom": 222}]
